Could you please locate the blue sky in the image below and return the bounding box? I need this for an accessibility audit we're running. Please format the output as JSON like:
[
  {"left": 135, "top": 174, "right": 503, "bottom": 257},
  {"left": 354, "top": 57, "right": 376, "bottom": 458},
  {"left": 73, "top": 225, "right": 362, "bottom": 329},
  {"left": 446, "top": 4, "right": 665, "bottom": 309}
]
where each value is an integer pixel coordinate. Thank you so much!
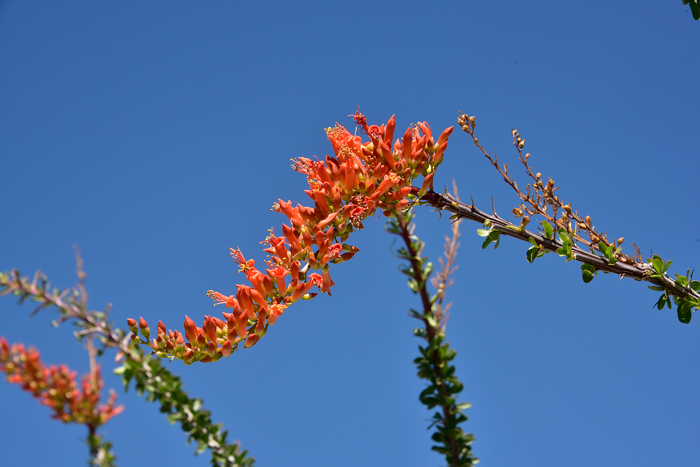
[{"left": 1, "top": 1, "right": 699, "bottom": 466}]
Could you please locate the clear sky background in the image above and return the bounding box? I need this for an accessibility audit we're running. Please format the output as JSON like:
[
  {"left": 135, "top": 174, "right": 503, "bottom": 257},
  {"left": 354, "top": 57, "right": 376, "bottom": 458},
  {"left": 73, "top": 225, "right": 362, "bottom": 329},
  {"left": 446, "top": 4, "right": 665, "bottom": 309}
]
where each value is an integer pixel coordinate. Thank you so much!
[{"left": 2, "top": 2, "right": 700, "bottom": 466}]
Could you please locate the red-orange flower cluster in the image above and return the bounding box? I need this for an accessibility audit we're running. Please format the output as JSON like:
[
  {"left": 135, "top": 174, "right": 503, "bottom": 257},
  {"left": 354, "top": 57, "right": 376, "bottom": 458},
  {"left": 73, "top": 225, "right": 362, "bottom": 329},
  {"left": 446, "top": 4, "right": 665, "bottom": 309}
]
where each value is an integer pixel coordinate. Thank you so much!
[
  {"left": 0, "top": 337, "right": 123, "bottom": 428},
  {"left": 130, "top": 112, "right": 453, "bottom": 363}
]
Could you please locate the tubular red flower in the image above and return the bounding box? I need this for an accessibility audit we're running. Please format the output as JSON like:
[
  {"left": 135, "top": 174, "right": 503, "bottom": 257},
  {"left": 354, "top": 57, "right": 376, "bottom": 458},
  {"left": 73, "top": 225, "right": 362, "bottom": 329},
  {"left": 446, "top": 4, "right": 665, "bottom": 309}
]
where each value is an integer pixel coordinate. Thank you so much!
[
  {"left": 133, "top": 112, "right": 453, "bottom": 363},
  {"left": 236, "top": 285, "right": 257, "bottom": 320},
  {"left": 436, "top": 125, "right": 454, "bottom": 147},
  {"left": 184, "top": 315, "right": 198, "bottom": 344},
  {"left": 276, "top": 199, "right": 305, "bottom": 228},
  {"left": 244, "top": 334, "right": 259, "bottom": 348},
  {"left": 282, "top": 224, "right": 302, "bottom": 253},
  {"left": 203, "top": 316, "right": 217, "bottom": 342},
  {"left": 0, "top": 338, "right": 123, "bottom": 428}
]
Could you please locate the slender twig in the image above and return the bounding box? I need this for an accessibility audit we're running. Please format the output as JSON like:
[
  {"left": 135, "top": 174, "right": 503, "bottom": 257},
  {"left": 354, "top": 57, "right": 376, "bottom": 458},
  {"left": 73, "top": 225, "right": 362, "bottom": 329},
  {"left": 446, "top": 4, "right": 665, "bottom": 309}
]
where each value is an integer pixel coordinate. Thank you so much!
[{"left": 389, "top": 210, "right": 476, "bottom": 466}]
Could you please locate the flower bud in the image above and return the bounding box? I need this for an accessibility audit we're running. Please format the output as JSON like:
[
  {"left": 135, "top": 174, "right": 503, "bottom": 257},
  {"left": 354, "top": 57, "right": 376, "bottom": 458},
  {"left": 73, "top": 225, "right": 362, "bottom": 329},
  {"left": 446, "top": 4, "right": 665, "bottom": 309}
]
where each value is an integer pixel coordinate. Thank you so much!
[
  {"left": 196, "top": 331, "right": 207, "bottom": 350},
  {"left": 212, "top": 317, "right": 226, "bottom": 333},
  {"left": 183, "top": 316, "right": 198, "bottom": 344},
  {"left": 236, "top": 312, "right": 248, "bottom": 339},
  {"left": 174, "top": 331, "right": 184, "bottom": 345},
  {"left": 139, "top": 317, "right": 150, "bottom": 340},
  {"left": 220, "top": 341, "right": 231, "bottom": 357},
  {"left": 206, "top": 340, "right": 217, "bottom": 357},
  {"left": 126, "top": 318, "right": 138, "bottom": 335},
  {"left": 203, "top": 316, "right": 217, "bottom": 342},
  {"left": 244, "top": 334, "right": 260, "bottom": 348},
  {"left": 183, "top": 348, "right": 195, "bottom": 363}
]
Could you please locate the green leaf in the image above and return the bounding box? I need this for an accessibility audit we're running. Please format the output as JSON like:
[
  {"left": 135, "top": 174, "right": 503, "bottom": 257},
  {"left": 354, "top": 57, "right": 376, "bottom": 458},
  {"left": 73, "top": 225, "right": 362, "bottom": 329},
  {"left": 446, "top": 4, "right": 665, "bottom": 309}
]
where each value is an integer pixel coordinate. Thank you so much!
[
  {"left": 691, "top": 281, "right": 700, "bottom": 292},
  {"left": 648, "top": 285, "right": 665, "bottom": 292},
  {"left": 678, "top": 308, "right": 692, "bottom": 324},
  {"left": 663, "top": 260, "right": 673, "bottom": 273},
  {"left": 526, "top": 246, "right": 538, "bottom": 263},
  {"left": 195, "top": 441, "right": 208, "bottom": 455},
  {"left": 476, "top": 228, "right": 489, "bottom": 237},
  {"left": 657, "top": 294, "right": 667, "bottom": 310},
  {"left": 482, "top": 230, "right": 501, "bottom": 250},
  {"left": 542, "top": 221, "right": 553, "bottom": 239},
  {"left": 684, "top": 0, "right": 700, "bottom": 20},
  {"left": 581, "top": 264, "right": 596, "bottom": 282},
  {"left": 456, "top": 402, "right": 472, "bottom": 411},
  {"left": 423, "top": 262, "right": 434, "bottom": 279},
  {"left": 678, "top": 300, "right": 692, "bottom": 316}
]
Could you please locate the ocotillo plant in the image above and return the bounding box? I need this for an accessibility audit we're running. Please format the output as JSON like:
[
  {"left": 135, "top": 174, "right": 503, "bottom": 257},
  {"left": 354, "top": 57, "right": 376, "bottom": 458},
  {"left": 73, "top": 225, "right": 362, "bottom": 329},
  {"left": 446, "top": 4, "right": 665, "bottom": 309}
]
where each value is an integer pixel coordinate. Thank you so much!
[
  {"left": 2, "top": 110, "right": 698, "bottom": 467},
  {"left": 128, "top": 111, "right": 699, "bottom": 367}
]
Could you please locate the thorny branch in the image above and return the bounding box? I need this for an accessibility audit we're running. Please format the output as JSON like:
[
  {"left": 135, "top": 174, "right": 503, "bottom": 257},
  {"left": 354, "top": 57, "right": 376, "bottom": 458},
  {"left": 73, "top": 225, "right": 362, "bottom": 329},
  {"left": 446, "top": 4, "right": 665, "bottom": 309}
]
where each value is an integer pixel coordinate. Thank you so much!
[
  {"left": 0, "top": 267, "right": 132, "bottom": 359},
  {"left": 416, "top": 112, "right": 700, "bottom": 311}
]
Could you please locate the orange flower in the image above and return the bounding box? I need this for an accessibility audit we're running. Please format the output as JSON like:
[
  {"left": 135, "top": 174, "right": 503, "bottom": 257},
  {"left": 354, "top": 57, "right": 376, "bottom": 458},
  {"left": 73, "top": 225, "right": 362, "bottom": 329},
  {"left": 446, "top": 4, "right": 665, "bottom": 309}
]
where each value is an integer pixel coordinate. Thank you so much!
[
  {"left": 129, "top": 111, "right": 454, "bottom": 363},
  {"left": 0, "top": 337, "right": 123, "bottom": 429}
]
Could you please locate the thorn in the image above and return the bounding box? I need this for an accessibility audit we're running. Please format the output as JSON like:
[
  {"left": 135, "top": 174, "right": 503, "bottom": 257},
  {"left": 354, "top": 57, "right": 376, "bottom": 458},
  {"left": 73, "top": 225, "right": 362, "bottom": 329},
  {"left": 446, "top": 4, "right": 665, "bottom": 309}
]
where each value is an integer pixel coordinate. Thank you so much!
[{"left": 491, "top": 196, "right": 497, "bottom": 216}]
